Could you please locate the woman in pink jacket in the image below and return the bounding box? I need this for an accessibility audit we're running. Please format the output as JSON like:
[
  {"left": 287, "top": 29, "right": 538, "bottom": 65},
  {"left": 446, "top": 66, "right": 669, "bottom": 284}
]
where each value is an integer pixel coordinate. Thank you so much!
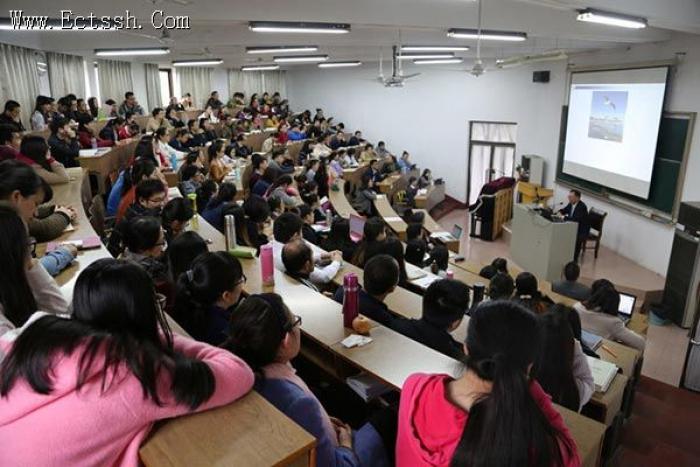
[
  {"left": 0, "top": 258, "right": 254, "bottom": 467},
  {"left": 395, "top": 300, "right": 581, "bottom": 467}
]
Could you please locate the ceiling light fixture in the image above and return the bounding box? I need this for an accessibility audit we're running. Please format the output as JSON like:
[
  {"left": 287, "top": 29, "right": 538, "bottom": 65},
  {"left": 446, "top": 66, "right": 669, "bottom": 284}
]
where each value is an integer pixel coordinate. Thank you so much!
[
  {"left": 447, "top": 28, "right": 527, "bottom": 41},
  {"left": 318, "top": 61, "right": 362, "bottom": 68},
  {"left": 576, "top": 8, "right": 647, "bottom": 29},
  {"left": 249, "top": 21, "right": 350, "bottom": 34},
  {"left": 398, "top": 53, "right": 455, "bottom": 60},
  {"left": 95, "top": 47, "right": 170, "bottom": 56},
  {"left": 172, "top": 58, "right": 224, "bottom": 66},
  {"left": 401, "top": 45, "right": 469, "bottom": 52},
  {"left": 241, "top": 64, "right": 280, "bottom": 71},
  {"left": 413, "top": 58, "right": 464, "bottom": 65},
  {"left": 246, "top": 46, "right": 319, "bottom": 54},
  {"left": 273, "top": 54, "right": 329, "bottom": 63}
]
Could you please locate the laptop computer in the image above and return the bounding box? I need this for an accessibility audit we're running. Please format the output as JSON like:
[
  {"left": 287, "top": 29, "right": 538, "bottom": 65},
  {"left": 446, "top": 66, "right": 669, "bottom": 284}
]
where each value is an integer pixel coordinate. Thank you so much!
[
  {"left": 618, "top": 292, "right": 637, "bottom": 324},
  {"left": 451, "top": 224, "right": 463, "bottom": 240},
  {"left": 349, "top": 214, "right": 366, "bottom": 243}
]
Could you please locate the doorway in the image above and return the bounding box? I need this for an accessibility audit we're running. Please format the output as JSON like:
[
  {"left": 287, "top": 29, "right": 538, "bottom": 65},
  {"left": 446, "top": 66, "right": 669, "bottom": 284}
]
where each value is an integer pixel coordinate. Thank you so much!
[{"left": 467, "top": 121, "right": 517, "bottom": 206}]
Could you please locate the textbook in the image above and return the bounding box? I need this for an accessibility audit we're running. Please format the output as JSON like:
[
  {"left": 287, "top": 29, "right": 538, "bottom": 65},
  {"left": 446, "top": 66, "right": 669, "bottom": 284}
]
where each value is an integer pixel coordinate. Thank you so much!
[
  {"left": 581, "top": 330, "right": 603, "bottom": 350},
  {"left": 586, "top": 356, "right": 618, "bottom": 393}
]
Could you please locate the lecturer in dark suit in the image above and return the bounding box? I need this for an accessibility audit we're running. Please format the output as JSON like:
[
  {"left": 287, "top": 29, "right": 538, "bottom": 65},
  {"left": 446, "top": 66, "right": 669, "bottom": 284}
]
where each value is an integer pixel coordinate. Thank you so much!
[{"left": 559, "top": 189, "right": 589, "bottom": 261}]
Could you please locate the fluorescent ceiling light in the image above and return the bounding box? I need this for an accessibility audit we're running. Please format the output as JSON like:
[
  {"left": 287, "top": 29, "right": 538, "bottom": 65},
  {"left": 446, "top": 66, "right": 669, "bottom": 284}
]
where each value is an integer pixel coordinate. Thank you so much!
[
  {"left": 249, "top": 21, "right": 350, "bottom": 34},
  {"left": 401, "top": 45, "right": 469, "bottom": 52},
  {"left": 246, "top": 46, "right": 319, "bottom": 54},
  {"left": 95, "top": 48, "right": 170, "bottom": 56},
  {"left": 241, "top": 64, "right": 280, "bottom": 71},
  {"left": 413, "top": 58, "right": 464, "bottom": 65},
  {"left": 273, "top": 54, "right": 329, "bottom": 63},
  {"left": 398, "top": 53, "right": 454, "bottom": 60},
  {"left": 318, "top": 61, "right": 362, "bottom": 68},
  {"left": 576, "top": 8, "right": 647, "bottom": 29},
  {"left": 36, "top": 61, "right": 47, "bottom": 67},
  {"left": 447, "top": 28, "right": 527, "bottom": 41},
  {"left": 172, "top": 58, "right": 224, "bottom": 66},
  {"left": 0, "top": 17, "right": 116, "bottom": 31}
]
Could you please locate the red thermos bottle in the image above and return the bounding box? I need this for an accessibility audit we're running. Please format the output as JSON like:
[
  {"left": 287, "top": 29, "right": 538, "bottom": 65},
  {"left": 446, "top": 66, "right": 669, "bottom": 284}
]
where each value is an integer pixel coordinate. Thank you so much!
[{"left": 342, "top": 273, "right": 359, "bottom": 328}]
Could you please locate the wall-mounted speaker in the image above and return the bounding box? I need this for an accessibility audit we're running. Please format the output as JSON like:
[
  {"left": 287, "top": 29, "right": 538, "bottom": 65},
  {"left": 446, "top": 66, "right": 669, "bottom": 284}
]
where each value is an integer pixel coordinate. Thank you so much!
[{"left": 533, "top": 71, "right": 550, "bottom": 83}]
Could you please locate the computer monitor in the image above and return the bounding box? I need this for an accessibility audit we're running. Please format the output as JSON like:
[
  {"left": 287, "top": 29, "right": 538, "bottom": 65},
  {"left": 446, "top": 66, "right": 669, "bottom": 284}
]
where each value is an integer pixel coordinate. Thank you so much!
[
  {"left": 618, "top": 292, "right": 637, "bottom": 318},
  {"left": 451, "top": 224, "right": 463, "bottom": 240},
  {"left": 349, "top": 214, "right": 366, "bottom": 243}
]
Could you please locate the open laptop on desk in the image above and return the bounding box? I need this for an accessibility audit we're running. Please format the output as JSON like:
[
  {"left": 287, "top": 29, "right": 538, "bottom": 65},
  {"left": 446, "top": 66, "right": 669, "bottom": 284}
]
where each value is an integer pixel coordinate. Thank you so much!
[
  {"left": 430, "top": 224, "right": 463, "bottom": 243},
  {"left": 618, "top": 292, "right": 636, "bottom": 325},
  {"left": 349, "top": 214, "right": 366, "bottom": 243}
]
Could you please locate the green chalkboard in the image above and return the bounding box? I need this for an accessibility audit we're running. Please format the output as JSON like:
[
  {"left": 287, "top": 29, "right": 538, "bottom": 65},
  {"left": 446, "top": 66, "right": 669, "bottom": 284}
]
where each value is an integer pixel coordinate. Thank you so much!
[{"left": 556, "top": 108, "right": 693, "bottom": 216}]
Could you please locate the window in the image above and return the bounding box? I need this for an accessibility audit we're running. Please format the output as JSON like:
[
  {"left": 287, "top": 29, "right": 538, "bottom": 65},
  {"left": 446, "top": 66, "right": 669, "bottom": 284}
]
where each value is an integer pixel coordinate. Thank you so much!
[{"left": 159, "top": 69, "right": 173, "bottom": 107}]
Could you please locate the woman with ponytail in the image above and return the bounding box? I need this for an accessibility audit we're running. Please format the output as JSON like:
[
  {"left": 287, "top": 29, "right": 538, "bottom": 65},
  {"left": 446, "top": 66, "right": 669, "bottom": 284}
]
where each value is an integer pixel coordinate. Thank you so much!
[
  {"left": 224, "top": 293, "right": 391, "bottom": 467},
  {"left": 396, "top": 300, "right": 579, "bottom": 467},
  {"left": 0, "top": 258, "right": 253, "bottom": 466},
  {"left": 172, "top": 252, "right": 245, "bottom": 346}
]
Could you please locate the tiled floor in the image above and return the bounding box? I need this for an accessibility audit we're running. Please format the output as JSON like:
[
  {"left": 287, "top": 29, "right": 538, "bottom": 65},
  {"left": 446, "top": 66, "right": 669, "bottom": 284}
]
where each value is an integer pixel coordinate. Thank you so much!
[{"left": 436, "top": 208, "right": 690, "bottom": 387}]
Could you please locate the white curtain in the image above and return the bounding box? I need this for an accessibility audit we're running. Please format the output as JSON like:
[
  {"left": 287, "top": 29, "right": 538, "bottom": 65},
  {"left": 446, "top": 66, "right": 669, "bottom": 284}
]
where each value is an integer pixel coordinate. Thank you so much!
[
  {"left": 47, "top": 51, "right": 86, "bottom": 99},
  {"left": 144, "top": 63, "right": 162, "bottom": 110},
  {"left": 97, "top": 59, "right": 133, "bottom": 104},
  {"left": 0, "top": 43, "right": 41, "bottom": 129},
  {"left": 228, "top": 69, "right": 288, "bottom": 101},
  {"left": 178, "top": 67, "right": 211, "bottom": 109},
  {"left": 468, "top": 122, "right": 518, "bottom": 205},
  {"left": 262, "top": 70, "right": 287, "bottom": 97}
]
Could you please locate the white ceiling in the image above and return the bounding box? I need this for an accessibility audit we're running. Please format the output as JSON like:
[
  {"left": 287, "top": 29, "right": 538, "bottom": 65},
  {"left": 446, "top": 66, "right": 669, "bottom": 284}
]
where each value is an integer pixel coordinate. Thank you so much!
[{"left": 1, "top": 0, "right": 699, "bottom": 67}]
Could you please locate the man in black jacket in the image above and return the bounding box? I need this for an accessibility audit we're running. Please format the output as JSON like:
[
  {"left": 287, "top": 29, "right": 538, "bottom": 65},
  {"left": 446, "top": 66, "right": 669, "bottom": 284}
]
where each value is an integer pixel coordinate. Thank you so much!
[
  {"left": 391, "top": 279, "right": 470, "bottom": 360},
  {"left": 48, "top": 117, "right": 81, "bottom": 168},
  {"left": 559, "top": 189, "right": 590, "bottom": 262}
]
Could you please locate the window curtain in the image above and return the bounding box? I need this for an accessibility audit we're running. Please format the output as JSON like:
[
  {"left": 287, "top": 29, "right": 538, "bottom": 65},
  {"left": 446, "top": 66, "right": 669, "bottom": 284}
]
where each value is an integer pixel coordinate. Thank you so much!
[
  {"left": 144, "top": 63, "right": 162, "bottom": 110},
  {"left": 47, "top": 51, "right": 86, "bottom": 99},
  {"left": 0, "top": 43, "right": 41, "bottom": 129},
  {"left": 262, "top": 70, "right": 287, "bottom": 97},
  {"left": 97, "top": 59, "right": 133, "bottom": 104},
  {"left": 228, "top": 70, "right": 264, "bottom": 100},
  {"left": 178, "top": 67, "right": 211, "bottom": 109}
]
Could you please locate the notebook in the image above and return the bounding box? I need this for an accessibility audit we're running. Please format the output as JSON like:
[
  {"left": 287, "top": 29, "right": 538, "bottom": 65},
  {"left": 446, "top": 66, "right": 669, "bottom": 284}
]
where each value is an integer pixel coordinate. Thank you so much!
[
  {"left": 407, "top": 268, "right": 428, "bottom": 281},
  {"left": 581, "top": 330, "right": 603, "bottom": 351},
  {"left": 412, "top": 273, "right": 441, "bottom": 290},
  {"left": 586, "top": 356, "right": 618, "bottom": 393}
]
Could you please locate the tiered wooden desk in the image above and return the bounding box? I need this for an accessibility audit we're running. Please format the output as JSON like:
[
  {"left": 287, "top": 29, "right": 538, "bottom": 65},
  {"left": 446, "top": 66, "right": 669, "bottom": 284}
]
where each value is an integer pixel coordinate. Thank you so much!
[
  {"left": 414, "top": 208, "right": 460, "bottom": 253},
  {"left": 373, "top": 194, "right": 407, "bottom": 240},
  {"left": 415, "top": 183, "right": 446, "bottom": 211}
]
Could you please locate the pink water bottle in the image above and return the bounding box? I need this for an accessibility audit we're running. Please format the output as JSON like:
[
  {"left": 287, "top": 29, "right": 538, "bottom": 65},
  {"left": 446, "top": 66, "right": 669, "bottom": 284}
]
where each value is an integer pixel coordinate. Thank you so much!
[
  {"left": 446, "top": 270, "right": 454, "bottom": 279},
  {"left": 260, "top": 243, "right": 275, "bottom": 286},
  {"left": 342, "top": 273, "right": 360, "bottom": 328}
]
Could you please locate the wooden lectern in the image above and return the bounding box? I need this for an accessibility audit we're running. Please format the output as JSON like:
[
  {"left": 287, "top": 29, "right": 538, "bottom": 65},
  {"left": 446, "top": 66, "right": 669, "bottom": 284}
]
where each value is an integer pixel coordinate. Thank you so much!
[{"left": 517, "top": 181, "right": 554, "bottom": 205}]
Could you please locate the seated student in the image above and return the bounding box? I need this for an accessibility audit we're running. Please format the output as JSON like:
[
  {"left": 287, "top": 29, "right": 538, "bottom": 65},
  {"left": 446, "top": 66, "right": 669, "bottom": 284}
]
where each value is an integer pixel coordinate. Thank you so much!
[
  {"left": 0, "top": 206, "right": 69, "bottom": 336},
  {"left": 0, "top": 100, "right": 25, "bottom": 132},
  {"left": 425, "top": 245, "right": 450, "bottom": 278},
  {"left": 404, "top": 239, "right": 427, "bottom": 269},
  {"left": 31, "top": 95, "right": 53, "bottom": 131},
  {"left": 305, "top": 159, "right": 320, "bottom": 184},
  {"left": 0, "top": 160, "right": 76, "bottom": 243},
  {"left": 238, "top": 195, "right": 270, "bottom": 253},
  {"left": 207, "top": 141, "right": 230, "bottom": 184},
  {"left": 298, "top": 204, "right": 319, "bottom": 245},
  {"left": 488, "top": 272, "right": 515, "bottom": 300},
  {"left": 248, "top": 153, "right": 269, "bottom": 190},
  {"left": 417, "top": 168, "right": 432, "bottom": 188},
  {"left": 491, "top": 257, "right": 509, "bottom": 274},
  {"left": 47, "top": 117, "right": 81, "bottom": 168},
  {"left": 232, "top": 134, "right": 252, "bottom": 158},
  {"left": 329, "top": 130, "right": 347, "bottom": 150},
  {"left": 397, "top": 151, "right": 412, "bottom": 172},
  {"left": 225, "top": 294, "right": 391, "bottom": 467},
  {"left": 313, "top": 159, "right": 330, "bottom": 200},
  {"left": 312, "top": 135, "right": 333, "bottom": 159},
  {"left": 186, "top": 119, "right": 206, "bottom": 148},
  {"left": 109, "top": 158, "right": 159, "bottom": 218},
  {"left": 179, "top": 164, "right": 205, "bottom": 197},
  {"left": 392, "top": 279, "right": 470, "bottom": 360},
  {"left": 287, "top": 124, "right": 306, "bottom": 141},
  {"left": 351, "top": 217, "right": 387, "bottom": 266},
  {"left": 533, "top": 307, "right": 595, "bottom": 413},
  {"left": 0, "top": 124, "right": 22, "bottom": 161},
  {"left": 366, "top": 237, "right": 410, "bottom": 288},
  {"left": 282, "top": 240, "right": 320, "bottom": 292},
  {"left": 167, "top": 231, "right": 208, "bottom": 283},
  {"left": 262, "top": 132, "right": 278, "bottom": 154},
  {"left": 320, "top": 218, "right": 356, "bottom": 263},
  {"left": 76, "top": 121, "right": 113, "bottom": 150},
  {"left": 17, "top": 135, "right": 70, "bottom": 185},
  {"left": 196, "top": 179, "right": 218, "bottom": 215},
  {"left": 98, "top": 116, "right": 124, "bottom": 143},
  {"left": 573, "top": 282, "right": 646, "bottom": 351},
  {"left": 405, "top": 177, "right": 419, "bottom": 207},
  {"left": 479, "top": 264, "right": 498, "bottom": 280},
  {"left": 120, "top": 216, "right": 170, "bottom": 292},
  {"left": 352, "top": 178, "right": 378, "bottom": 218},
  {"left": 266, "top": 175, "right": 298, "bottom": 209},
  {"left": 513, "top": 272, "right": 553, "bottom": 315},
  {"left": 162, "top": 198, "right": 194, "bottom": 243},
  {"left": 348, "top": 130, "right": 363, "bottom": 147},
  {"left": 146, "top": 108, "right": 165, "bottom": 133},
  {"left": 170, "top": 129, "right": 191, "bottom": 152},
  {"left": 108, "top": 179, "right": 167, "bottom": 256},
  {"left": 201, "top": 182, "right": 238, "bottom": 232},
  {"left": 396, "top": 300, "right": 579, "bottom": 467},
  {"left": 268, "top": 196, "right": 283, "bottom": 220},
  {"left": 252, "top": 167, "right": 276, "bottom": 198},
  {"left": 0, "top": 258, "right": 254, "bottom": 466},
  {"left": 173, "top": 251, "right": 246, "bottom": 346},
  {"left": 362, "top": 159, "right": 385, "bottom": 190},
  {"left": 553, "top": 262, "right": 592, "bottom": 302},
  {"left": 269, "top": 148, "right": 295, "bottom": 175},
  {"left": 334, "top": 254, "right": 400, "bottom": 327}
]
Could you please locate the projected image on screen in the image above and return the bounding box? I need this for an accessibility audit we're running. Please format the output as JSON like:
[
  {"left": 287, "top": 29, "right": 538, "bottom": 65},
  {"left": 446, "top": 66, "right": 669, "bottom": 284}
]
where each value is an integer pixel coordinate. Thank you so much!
[
  {"left": 562, "top": 67, "right": 668, "bottom": 199},
  {"left": 588, "top": 91, "right": 628, "bottom": 143}
]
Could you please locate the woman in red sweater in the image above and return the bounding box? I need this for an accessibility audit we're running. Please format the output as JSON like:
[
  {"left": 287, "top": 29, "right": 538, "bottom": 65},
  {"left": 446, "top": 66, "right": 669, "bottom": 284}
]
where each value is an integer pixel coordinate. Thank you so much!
[{"left": 396, "top": 300, "right": 580, "bottom": 467}]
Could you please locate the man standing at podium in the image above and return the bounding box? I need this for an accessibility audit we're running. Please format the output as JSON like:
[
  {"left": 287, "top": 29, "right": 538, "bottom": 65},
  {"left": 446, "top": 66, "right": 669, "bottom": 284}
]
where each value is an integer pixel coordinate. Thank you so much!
[{"left": 559, "top": 189, "right": 589, "bottom": 262}]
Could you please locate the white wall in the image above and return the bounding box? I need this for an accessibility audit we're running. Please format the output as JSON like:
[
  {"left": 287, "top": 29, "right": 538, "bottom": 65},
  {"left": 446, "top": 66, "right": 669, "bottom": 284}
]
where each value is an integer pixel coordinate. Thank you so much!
[{"left": 286, "top": 34, "right": 700, "bottom": 276}]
